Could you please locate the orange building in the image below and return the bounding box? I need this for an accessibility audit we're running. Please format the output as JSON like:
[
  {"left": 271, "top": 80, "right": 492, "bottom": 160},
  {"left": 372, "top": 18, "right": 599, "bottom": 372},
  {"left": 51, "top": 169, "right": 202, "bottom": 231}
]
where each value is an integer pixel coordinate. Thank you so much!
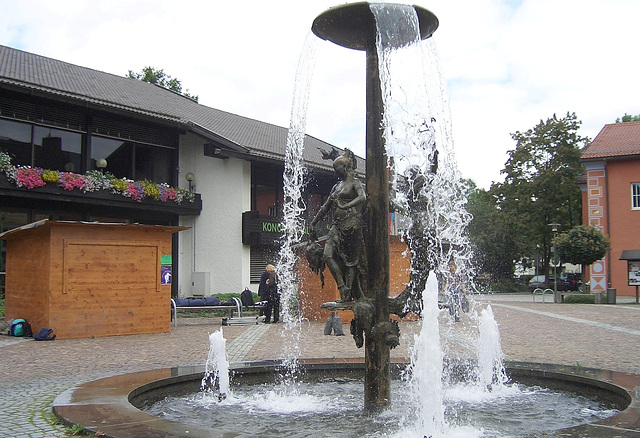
[{"left": 580, "top": 121, "right": 640, "bottom": 299}]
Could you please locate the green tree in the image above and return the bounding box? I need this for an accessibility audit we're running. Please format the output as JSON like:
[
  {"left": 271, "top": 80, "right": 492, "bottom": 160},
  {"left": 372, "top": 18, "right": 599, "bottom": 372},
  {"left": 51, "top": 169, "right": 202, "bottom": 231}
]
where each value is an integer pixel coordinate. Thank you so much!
[
  {"left": 467, "top": 186, "right": 522, "bottom": 283},
  {"left": 555, "top": 225, "right": 609, "bottom": 286},
  {"left": 127, "top": 67, "right": 198, "bottom": 102},
  {"left": 488, "top": 112, "right": 588, "bottom": 281},
  {"left": 615, "top": 113, "right": 640, "bottom": 123}
]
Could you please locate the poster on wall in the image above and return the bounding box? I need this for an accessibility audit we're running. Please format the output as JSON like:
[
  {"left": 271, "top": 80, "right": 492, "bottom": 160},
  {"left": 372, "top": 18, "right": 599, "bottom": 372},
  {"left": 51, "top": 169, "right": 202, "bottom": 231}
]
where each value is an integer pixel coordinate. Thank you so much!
[
  {"left": 628, "top": 260, "right": 640, "bottom": 286},
  {"left": 161, "top": 265, "right": 172, "bottom": 285}
]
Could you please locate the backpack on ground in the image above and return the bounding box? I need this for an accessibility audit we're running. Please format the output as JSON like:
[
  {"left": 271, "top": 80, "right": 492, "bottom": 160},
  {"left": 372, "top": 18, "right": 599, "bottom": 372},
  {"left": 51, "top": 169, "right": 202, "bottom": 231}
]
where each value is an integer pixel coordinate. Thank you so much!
[
  {"left": 34, "top": 327, "right": 56, "bottom": 341},
  {"left": 9, "top": 319, "right": 32, "bottom": 337}
]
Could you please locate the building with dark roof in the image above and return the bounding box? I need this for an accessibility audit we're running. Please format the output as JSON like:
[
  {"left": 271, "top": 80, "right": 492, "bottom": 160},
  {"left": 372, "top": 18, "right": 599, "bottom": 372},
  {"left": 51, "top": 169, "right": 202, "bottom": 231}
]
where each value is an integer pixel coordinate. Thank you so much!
[
  {"left": 580, "top": 121, "right": 640, "bottom": 299},
  {"left": 0, "top": 44, "right": 359, "bottom": 297}
]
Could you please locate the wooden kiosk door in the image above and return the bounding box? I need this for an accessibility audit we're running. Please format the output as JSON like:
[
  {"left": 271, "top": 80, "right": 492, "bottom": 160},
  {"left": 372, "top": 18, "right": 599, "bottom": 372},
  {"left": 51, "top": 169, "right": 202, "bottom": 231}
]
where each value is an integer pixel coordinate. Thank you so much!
[{"left": 59, "top": 239, "right": 165, "bottom": 338}]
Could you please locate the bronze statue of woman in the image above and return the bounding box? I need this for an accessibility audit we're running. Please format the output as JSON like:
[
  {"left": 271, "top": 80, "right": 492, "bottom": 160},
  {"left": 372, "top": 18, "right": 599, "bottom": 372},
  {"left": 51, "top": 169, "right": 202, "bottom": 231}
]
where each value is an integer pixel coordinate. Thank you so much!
[{"left": 310, "top": 149, "right": 367, "bottom": 302}]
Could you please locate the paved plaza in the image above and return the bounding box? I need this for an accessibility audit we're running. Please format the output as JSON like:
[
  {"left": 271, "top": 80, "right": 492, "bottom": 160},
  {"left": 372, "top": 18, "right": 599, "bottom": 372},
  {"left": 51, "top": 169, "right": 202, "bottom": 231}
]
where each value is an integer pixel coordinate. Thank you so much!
[{"left": 1, "top": 293, "right": 639, "bottom": 437}]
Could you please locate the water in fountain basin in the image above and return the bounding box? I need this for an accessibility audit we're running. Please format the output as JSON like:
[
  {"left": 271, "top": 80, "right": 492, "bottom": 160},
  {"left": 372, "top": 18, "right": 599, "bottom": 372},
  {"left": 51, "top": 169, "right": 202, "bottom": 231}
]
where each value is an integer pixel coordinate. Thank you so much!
[{"left": 148, "top": 375, "right": 617, "bottom": 437}]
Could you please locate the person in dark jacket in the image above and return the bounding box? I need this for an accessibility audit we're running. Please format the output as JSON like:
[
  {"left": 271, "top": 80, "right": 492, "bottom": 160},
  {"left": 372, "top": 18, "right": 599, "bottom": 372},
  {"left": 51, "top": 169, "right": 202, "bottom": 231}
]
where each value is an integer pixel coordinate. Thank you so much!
[{"left": 258, "top": 264, "right": 279, "bottom": 323}]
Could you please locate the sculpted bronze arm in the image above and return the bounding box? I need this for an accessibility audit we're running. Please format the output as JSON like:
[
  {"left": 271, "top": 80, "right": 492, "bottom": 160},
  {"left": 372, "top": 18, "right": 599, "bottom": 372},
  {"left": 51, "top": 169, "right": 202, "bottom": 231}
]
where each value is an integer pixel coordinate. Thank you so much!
[{"left": 310, "top": 190, "right": 336, "bottom": 228}]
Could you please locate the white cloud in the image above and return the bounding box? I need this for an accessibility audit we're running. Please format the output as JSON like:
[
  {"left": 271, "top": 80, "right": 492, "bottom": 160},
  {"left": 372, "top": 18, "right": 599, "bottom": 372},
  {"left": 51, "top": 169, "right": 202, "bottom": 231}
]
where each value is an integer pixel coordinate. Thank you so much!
[{"left": 1, "top": 0, "right": 639, "bottom": 189}]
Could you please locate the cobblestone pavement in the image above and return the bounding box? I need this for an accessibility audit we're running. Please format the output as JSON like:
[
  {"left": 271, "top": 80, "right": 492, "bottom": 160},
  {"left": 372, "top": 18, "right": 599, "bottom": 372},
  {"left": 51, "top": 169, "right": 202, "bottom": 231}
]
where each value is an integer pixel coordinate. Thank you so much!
[{"left": 1, "top": 294, "right": 638, "bottom": 437}]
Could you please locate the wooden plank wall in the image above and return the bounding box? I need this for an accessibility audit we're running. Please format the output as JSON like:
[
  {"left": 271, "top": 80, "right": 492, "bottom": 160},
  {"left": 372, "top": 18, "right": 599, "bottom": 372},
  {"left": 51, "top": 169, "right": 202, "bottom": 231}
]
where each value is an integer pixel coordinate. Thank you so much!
[
  {"left": 48, "top": 225, "right": 172, "bottom": 339},
  {"left": 4, "top": 226, "right": 51, "bottom": 333}
]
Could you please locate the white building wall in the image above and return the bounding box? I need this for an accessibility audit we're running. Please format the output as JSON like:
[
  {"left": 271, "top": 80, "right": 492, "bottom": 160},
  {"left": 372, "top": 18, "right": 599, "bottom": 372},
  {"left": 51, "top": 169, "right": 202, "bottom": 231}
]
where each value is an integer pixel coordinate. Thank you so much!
[{"left": 178, "top": 134, "right": 251, "bottom": 297}]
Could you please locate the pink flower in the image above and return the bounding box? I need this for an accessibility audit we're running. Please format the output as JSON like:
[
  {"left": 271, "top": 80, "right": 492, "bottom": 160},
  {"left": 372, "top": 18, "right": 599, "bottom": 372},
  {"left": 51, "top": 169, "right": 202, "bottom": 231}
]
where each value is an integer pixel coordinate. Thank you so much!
[
  {"left": 59, "top": 172, "right": 84, "bottom": 191},
  {"left": 16, "top": 167, "right": 45, "bottom": 189},
  {"left": 123, "top": 181, "right": 144, "bottom": 202}
]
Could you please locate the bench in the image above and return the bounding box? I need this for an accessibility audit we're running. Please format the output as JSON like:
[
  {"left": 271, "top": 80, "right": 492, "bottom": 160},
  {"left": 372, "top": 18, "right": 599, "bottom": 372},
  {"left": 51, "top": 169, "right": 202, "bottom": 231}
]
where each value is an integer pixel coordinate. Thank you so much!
[
  {"left": 171, "top": 298, "right": 267, "bottom": 326},
  {"left": 557, "top": 291, "right": 604, "bottom": 303},
  {"left": 531, "top": 288, "right": 554, "bottom": 303},
  {"left": 171, "top": 297, "right": 241, "bottom": 327}
]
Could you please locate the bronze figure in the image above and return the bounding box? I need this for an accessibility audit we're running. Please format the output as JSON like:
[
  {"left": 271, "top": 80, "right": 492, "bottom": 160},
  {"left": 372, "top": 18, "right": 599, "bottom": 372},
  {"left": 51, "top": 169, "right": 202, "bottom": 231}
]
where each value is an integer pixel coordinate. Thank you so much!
[{"left": 310, "top": 148, "right": 367, "bottom": 303}]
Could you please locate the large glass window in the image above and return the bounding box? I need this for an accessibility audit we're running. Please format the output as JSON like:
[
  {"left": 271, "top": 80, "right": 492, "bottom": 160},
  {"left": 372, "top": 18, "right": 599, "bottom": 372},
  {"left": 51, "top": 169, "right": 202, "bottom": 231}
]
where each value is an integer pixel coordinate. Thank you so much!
[
  {"left": 0, "top": 119, "right": 32, "bottom": 166},
  {"left": 1, "top": 118, "right": 174, "bottom": 184},
  {"left": 33, "top": 126, "right": 82, "bottom": 172},
  {"left": 91, "top": 136, "right": 173, "bottom": 184},
  {"left": 135, "top": 144, "right": 173, "bottom": 183},
  {"left": 632, "top": 183, "right": 640, "bottom": 210},
  {"left": 91, "top": 136, "right": 133, "bottom": 179}
]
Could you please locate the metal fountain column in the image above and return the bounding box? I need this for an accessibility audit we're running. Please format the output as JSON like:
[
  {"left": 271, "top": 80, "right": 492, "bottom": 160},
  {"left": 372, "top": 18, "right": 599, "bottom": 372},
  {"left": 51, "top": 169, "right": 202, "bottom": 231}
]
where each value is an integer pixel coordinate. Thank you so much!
[
  {"left": 312, "top": 2, "right": 438, "bottom": 411},
  {"left": 364, "top": 40, "right": 391, "bottom": 410}
]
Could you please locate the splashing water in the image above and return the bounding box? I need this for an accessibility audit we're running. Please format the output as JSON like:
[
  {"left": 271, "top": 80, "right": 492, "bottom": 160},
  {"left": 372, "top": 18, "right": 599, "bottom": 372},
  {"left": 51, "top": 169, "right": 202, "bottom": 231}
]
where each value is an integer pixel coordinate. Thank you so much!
[
  {"left": 371, "top": 3, "right": 473, "bottom": 284},
  {"left": 477, "top": 306, "right": 508, "bottom": 388},
  {"left": 201, "top": 329, "right": 230, "bottom": 400},
  {"left": 276, "top": 32, "right": 321, "bottom": 379},
  {"left": 276, "top": 1, "right": 506, "bottom": 428},
  {"left": 402, "top": 272, "right": 446, "bottom": 437},
  {"left": 370, "top": 3, "right": 507, "bottom": 434}
]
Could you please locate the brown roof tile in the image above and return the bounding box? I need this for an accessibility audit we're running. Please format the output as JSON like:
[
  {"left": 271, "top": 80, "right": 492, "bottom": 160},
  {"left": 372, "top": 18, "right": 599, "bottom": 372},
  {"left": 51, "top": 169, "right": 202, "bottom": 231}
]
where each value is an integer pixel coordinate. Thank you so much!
[{"left": 582, "top": 121, "right": 640, "bottom": 160}]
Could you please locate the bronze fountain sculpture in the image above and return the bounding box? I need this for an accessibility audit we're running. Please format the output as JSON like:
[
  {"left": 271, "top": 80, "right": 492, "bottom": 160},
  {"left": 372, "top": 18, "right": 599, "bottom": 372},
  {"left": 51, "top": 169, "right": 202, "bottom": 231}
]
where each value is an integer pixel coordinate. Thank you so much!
[{"left": 306, "top": 2, "right": 439, "bottom": 411}]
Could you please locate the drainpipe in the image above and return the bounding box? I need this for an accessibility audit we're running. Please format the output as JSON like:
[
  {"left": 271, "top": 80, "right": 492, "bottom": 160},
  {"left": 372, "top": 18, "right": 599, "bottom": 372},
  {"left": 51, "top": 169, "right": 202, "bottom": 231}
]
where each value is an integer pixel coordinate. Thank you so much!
[{"left": 604, "top": 161, "right": 612, "bottom": 288}]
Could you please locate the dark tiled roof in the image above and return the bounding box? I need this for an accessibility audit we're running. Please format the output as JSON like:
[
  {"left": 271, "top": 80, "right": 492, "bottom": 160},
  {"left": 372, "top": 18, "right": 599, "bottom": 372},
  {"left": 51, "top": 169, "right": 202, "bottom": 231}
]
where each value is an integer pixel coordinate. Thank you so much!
[
  {"left": 581, "top": 121, "right": 640, "bottom": 160},
  {"left": 0, "top": 44, "right": 363, "bottom": 172}
]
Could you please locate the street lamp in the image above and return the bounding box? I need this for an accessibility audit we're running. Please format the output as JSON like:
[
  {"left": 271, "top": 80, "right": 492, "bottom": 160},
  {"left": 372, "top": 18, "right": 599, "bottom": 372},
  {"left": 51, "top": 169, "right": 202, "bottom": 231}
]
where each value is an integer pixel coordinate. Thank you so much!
[
  {"left": 185, "top": 172, "right": 195, "bottom": 192},
  {"left": 96, "top": 158, "right": 107, "bottom": 172},
  {"left": 548, "top": 222, "right": 561, "bottom": 302}
]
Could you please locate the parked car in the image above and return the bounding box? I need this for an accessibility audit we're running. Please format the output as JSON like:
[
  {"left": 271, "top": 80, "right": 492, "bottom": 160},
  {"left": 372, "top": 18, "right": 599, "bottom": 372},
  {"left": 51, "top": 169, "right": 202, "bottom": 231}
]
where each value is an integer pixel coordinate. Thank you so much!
[
  {"left": 528, "top": 275, "right": 547, "bottom": 291},
  {"left": 554, "top": 274, "right": 572, "bottom": 291},
  {"left": 528, "top": 275, "right": 571, "bottom": 291},
  {"left": 564, "top": 273, "right": 582, "bottom": 291}
]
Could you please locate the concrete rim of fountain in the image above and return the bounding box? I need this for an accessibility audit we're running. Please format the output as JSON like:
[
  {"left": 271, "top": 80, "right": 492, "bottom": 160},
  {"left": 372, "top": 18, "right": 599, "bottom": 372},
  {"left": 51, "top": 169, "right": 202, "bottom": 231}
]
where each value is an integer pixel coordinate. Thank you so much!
[{"left": 52, "top": 359, "right": 640, "bottom": 438}]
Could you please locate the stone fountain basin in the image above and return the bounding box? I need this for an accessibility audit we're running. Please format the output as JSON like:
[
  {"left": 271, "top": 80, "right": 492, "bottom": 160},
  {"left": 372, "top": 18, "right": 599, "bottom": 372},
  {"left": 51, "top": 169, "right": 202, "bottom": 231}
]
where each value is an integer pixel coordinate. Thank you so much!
[{"left": 53, "top": 358, "right": 640, "bottom": 438}]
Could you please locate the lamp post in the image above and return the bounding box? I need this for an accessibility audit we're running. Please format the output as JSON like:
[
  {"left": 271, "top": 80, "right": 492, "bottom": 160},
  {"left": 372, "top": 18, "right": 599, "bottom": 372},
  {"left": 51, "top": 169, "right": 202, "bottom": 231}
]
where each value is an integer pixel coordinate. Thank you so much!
[
  {"left": 96, "top": 158, "right": 107, "bottom": 173},
  {"left": 185, "top": 172, "right": 195, "bottom": 193},
  {"left": 549, "top": 222, "right": 560, "bottom": 302}
]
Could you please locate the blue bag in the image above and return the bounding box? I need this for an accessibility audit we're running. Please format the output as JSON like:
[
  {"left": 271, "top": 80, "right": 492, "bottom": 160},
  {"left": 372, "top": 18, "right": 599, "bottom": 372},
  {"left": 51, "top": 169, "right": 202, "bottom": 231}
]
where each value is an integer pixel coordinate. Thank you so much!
[
  {"left": 9, "top": 319, "right": 31, "bottom": 337},
  {"left": 34, "top": 327, "right": 56, "bottom": 341}
]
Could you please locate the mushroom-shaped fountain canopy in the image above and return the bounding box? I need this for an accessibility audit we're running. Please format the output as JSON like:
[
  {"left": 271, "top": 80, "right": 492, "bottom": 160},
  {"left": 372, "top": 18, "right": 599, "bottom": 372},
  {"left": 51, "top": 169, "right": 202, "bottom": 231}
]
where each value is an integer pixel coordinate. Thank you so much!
[{"left": 311, "top": 2, "right": 438, "bottom": 51}]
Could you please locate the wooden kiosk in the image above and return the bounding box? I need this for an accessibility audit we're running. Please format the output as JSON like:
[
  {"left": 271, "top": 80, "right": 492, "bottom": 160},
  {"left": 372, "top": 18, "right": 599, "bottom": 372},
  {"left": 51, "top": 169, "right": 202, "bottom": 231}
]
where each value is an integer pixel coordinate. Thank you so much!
[{"left": 1, "top": 220, "right": 187, "bottom": 339}]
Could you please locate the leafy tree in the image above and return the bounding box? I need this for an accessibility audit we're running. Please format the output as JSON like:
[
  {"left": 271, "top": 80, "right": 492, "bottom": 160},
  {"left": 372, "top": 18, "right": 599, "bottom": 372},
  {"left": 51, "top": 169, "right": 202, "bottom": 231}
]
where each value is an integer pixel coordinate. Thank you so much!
[
  {"left": 554, "top": 225, "right": 609, "bottom": 285},
  {"left": 127, "top": 67, "right": 198, "bottom": 102},
  {"left": 615, "top": 113, "right": 640, "bottom": 123},
  {"left": 467, "top": 186, "right": 522, "bottom": 283},
  {"left": 486, "top": 112, "right": 588, "bottom": 281}
]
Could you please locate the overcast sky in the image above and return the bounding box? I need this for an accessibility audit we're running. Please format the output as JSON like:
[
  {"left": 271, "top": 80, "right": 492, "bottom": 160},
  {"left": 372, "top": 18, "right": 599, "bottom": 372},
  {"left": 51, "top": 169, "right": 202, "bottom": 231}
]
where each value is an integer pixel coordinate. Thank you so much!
[{"left": 1, "top": 0, "right": 639, "bottom": 189}]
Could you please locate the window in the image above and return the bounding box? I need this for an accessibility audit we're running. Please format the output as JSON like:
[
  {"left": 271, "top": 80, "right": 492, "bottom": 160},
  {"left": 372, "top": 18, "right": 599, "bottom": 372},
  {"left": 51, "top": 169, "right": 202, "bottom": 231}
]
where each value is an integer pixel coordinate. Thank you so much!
[
  {"left": 91, "top": 136, "right": 133, "bottom": 179},
  {"left": 135, "top": 144, "right": 173, "bottom": 184},
  {"left": 34, "top": 126, "right": 82, "bottom": 172},
  {"left": 632, "top": 183, "right": 640, "bottom": 210},
  {"left": 91, "top": 136, "right": 174, "bottom": 184},
  {"left": 0, "top": 119, "right": 32, "bottom": 166},
  {"left": 0, "top": 119, "right": 83, "bottom": 171}
]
